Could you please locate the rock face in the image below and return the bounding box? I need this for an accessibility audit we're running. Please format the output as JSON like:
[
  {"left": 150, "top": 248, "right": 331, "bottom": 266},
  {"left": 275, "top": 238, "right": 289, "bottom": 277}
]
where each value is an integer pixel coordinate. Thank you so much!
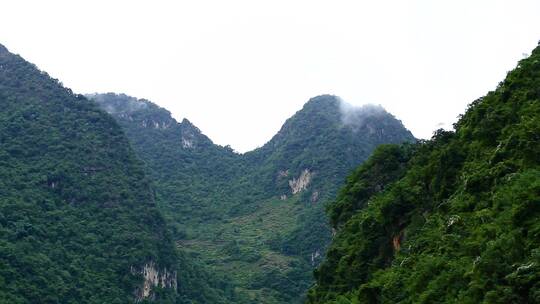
[
  {"left": 289, "top": 169, "right": 313, "bottom": 194},
  {"left": 132, "top": 262, "right": 178, "bottom": 302},
  {"left": 181, "top": 135, "right": 195, "bottom": 148},
  {"left": 311, "top": 191, "right": 320, "bottom": 203},
  {"left": 311, "top": 249, "right": 322, "bottom": 266},
  {"left": 180, "top": 124, "right": 198, "bottom": 148},
  {"left": 277, "top": 170, "right": 289, "bottom": 178}
]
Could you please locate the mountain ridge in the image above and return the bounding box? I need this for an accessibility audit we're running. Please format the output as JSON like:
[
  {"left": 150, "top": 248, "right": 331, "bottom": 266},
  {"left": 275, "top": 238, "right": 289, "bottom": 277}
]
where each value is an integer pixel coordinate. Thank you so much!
[
  {"left": 91, "top": 92, "right": 416, "bottom": 303},
  {"left": 91, "top": 92, "right": 413, "bottom": 154}
]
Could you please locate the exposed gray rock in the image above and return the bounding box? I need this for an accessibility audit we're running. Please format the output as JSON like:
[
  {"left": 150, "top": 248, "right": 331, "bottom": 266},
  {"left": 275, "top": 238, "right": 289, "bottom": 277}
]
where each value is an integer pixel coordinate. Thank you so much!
[
  {"left": 132, "top": 261, "right": 177, "bottom": 302},
  {"left": 289, "top": 169, "right": 312, "bottom": 194}
]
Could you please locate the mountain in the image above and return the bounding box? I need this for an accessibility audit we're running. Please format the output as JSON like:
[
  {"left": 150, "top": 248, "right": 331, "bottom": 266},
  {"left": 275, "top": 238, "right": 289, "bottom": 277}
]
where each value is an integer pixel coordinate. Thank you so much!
[
  {"left": 0, "top": 45, "right": 182, "bottom": 303},
  {"left": 88, "top": 93, "right": 246, "bottom": 233},
  {"left": 243, "top": 96, "right": 415, "bottom": 262},
  {"left": 91, "top": 93, "right": 415, "bottom": 303},
  {"left": 307, "top": 43, "right": 540, "bottom": 303}
]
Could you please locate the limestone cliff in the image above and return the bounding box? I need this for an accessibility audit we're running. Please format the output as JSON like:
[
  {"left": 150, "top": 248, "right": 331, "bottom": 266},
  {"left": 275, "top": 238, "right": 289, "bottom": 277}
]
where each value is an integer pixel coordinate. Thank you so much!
[
  {"left": 289, "top": 169, "right": 313, "bottom": 194},
  {"left": 132, "top": 261, "right": 177, "bottom": 302}
]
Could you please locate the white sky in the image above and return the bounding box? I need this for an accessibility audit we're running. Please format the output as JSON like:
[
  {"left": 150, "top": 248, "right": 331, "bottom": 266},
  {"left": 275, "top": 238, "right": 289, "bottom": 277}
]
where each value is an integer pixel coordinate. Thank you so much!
[{"left": 1, "top": 1, "right": 539, "bottom": 152}]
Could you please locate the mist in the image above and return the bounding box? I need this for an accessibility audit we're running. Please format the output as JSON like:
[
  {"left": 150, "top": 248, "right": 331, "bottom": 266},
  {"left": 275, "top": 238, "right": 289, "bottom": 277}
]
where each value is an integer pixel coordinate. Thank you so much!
[
  {"left": 338, "top": 98, "right": 389, "bottom": 130},
  {"left": 87, "top": 92, "right": 149, "bottom": 114}
]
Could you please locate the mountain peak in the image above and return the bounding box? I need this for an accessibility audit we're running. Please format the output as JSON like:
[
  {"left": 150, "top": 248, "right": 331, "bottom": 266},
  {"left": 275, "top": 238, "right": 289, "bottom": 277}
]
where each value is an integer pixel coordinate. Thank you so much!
[
  {"left": 305, "top": 94, "right": 340, "bottom": 105},
  {"left": 0, "top": 43, "right": 7, "bottom": 53},
  {"left": 90, "top": 93, "right": 217, "bottom": 149},
  {"left": 339, "top": 102, "right": 391, "bottom": 129},
  {"left": 180, "top": 117, "right": 195, "bottom": 127},
  {"left": 300, "top": 95, "right": 391, "bottom": 126},
  {"left": 300, "top": 94, "right": 341, "bottom": 114},
  {"left": 250, "top": 94, "right": 415, "bottom": 166},
  {"left": 275, "top": 95, "right": 410, "bottom": 140},
  {"left": 180, "top": 118, "right": 204, "bottom": 136}
]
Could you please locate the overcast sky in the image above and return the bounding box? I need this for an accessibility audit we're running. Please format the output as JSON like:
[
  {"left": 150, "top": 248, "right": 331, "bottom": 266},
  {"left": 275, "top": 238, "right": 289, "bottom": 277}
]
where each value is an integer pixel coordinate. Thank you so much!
[{"left": 1, "top": 1, "right": 540, "bottom": 152}]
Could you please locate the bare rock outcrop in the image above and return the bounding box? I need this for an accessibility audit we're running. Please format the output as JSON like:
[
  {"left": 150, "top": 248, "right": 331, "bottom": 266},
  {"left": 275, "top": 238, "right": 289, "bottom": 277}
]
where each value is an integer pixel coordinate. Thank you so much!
[
  {"left": 289, "top": 169, "right": 313, "bottom": 194},
  {"left": 181, "top": 136, "right": 195, "bottom": 148},
  {"left": 132, "top": 261, "right": 177, "bottom": 302}
]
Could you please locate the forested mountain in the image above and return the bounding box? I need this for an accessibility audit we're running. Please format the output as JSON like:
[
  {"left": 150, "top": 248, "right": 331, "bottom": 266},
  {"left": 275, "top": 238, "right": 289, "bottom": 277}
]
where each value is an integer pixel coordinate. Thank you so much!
[
  {"left": 307, "top": 43, "right": 540, "bottom": 303},
  {"left": 91, "top": 93, "right": 415, "bottom": 303},
  {"left": 3, "top": 32, "right": 538, "bottom": 304},
  {"left": 243, "top": 96, "right": 416, "bottom": 264},
  {"left": 0, "top": 44, "right": 183, "bottom": 303}
]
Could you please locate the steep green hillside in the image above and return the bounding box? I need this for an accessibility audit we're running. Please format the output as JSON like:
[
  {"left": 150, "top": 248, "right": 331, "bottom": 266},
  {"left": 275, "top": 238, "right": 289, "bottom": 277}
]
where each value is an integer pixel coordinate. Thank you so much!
[
  {"left": 92, "top": 93, "right": 415, "bottom": 303},
  {"left": 0, "top": 44, "right": 223, "bottom": 304},
  {"left": 308, "top": 43, "right": 540, "bottom": 303},
  {"left": 89, "top": 93, "right": 245, "bottom": 235},
  {"left": 244, "top": 97, "right": 416, "bottom": 264}
]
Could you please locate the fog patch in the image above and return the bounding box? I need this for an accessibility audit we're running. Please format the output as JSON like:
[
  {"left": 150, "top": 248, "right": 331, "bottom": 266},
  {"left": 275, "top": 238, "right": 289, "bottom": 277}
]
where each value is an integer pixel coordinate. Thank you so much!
[
  {"left": 338, "top": 98, "right": 388, "bottom": 130},
  {"left": 87, "top": 93, "right": 149, "bottom": 114}
]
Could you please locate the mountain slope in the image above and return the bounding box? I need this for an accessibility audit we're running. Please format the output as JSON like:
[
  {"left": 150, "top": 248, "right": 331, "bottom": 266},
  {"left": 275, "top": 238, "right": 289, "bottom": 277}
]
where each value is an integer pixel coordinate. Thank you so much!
[
  {"left": 308, "top": 43, "right": 540, "bottom": 303},
  {"left": 88, "top": 93, "right": 246, "bottom": 237},
  {"left": 92, "top": 93, "right": 415, "bottom": 303},
  {"left": 244, "top": 96, "right": 415, "bottom": 262},
  {"left": 89, "top": 93, "right": 243, "bottom": 303},
  {"left": 0, "top": 44, "right": 178, "bottom": 303}
]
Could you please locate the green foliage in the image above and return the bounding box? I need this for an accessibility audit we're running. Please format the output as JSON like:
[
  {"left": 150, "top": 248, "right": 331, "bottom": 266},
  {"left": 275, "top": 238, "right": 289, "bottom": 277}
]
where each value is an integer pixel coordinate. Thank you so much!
[
  {"left": 327, "top": 143, "right": 416, "bottom": 229},
  {"left": 0, "top": 46, "right": 179, "bottom": 302},
  {"left": 308, "top": 42, "right": 540, "bottom": 303},
  {"left": 91, "top": 93, "right": 415, "bottom": 303}
]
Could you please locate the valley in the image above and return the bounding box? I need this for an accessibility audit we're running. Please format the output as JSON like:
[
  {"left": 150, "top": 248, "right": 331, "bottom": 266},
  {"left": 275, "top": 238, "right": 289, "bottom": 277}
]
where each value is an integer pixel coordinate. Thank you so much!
[
  {"left": 0, "top": 38, "right": 538, "bottom": 304},
  {"left": 90, "top": 93, "right": 415, "bottom": 303}
]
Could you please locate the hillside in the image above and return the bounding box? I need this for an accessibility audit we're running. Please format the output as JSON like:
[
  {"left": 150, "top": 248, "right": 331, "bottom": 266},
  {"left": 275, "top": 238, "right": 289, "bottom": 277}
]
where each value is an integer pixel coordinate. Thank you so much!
[
  {"left": 92, "top": 93, "right": 415, "bottom": 303},
  {"left": 307, "top": 43, "right": 540, "bottom": 303},
  {"left": 0, "top": 45, "right": 181, "bottom": 303}
]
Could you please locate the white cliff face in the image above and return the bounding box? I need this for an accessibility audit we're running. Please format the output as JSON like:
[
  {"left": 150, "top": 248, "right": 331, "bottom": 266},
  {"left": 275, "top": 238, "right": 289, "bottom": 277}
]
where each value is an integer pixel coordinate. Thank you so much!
[
  {"left": 132, "top": 261, "right": 177, "bottom": 302},
  {"left": 180, "top": 126, "right": 198, "bottom": 149},
  {"left": 289, "top": 169, "right": 313, "bottom": 194},
  {"left": 311, "top": 191, "right": 320, "bottom": 203},
  {"left": 277, "top": 170, "right": 289, "bottom": 178},
  {"left": 181, "top": 136, "right": 194, "bottom": 148},
  {"left": 140, "top": 119, "right": 172, "bottom": 129},
  {"left": 311, "top": 249, "right": 321, "bottom": 266},
  {"left": 117, "top": 113, "right": 134, "bottom": 121}
]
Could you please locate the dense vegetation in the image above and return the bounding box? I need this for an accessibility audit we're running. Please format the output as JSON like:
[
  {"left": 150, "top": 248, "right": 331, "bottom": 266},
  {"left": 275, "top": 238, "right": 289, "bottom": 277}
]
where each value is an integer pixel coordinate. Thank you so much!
[
  {"left": 0, "top": 44, "right": 182, "bottom": 303},
  {"left": 91, "top": 93, "right": 415, "bottom": 303},
  {"left": 6, "top": 36, "right": 536, "bottom": 304},
  {"left": 308, "top": 43, "right": 540, "bottom": 303}
]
